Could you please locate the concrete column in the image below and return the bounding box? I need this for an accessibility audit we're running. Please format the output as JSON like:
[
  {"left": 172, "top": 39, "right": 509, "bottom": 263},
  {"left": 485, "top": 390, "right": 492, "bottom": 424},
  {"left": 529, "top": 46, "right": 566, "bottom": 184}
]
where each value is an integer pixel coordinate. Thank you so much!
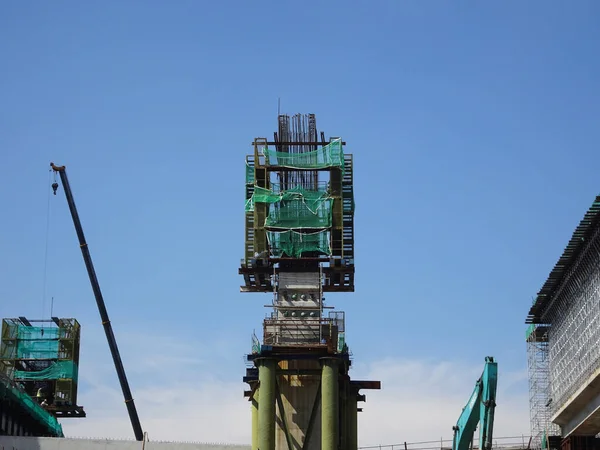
[
  {"left": 346, "top": 389, "right": 358, "bottom": 450},
  {"left": 322, "top": 358, "right": 339, "bottom": 450},
  {"left": 251, "top": 384, "right": 259, "bottom": 450},
  {"left": 257, "top": 358, "right": 276, "bottom": 450}
]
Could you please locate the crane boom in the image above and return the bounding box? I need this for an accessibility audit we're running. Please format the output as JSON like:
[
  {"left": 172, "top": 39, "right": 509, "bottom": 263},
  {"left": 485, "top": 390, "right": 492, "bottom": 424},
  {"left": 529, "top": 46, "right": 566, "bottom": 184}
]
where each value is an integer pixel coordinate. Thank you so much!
[
  {"left": 452, "top": 356, "right": 498, "bottom": 450},
  {"left": 50, "top": 163, "right": 144, "bottom": 442}
]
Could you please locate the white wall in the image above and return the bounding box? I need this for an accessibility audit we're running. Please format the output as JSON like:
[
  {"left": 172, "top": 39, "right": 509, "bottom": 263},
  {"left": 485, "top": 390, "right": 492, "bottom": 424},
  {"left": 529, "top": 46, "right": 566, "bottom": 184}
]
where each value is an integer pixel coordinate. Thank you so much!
[{"left": 0, "top": 436, "right": 250, "bottom": 450}]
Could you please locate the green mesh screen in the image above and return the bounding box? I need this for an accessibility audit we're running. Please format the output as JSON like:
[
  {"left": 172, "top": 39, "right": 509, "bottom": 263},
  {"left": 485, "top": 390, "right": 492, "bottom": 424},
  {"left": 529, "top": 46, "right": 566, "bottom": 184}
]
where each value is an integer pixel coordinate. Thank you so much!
[
  {"left": 246, "top": 186, "right": 330, "bottom": 210},
  {"left": 267, "top": 230, "right": 331, "bottom": 258},
  {"left": 246, "top": 162, "right": 254, "bottom": 184},
  {"left": 15, "top": 326, "right": 60, "bottom": 359},
  {"left": 245, "top": 186, "right": 278, "bottom": 211},
  {"left": 246, "top": 186, "right": 333, "bottom": 229},
  {"left": 261, "top": 139, "right": 343, "bottom": 169},
  {"left": 14, "top": 361, "right": 78, "bottom": 381},
  {"left": 0, "top": 374, "right": 64, "bottom": 437},
  {"left": 266, "top": 199, "right": 332, "bottom": 229}
]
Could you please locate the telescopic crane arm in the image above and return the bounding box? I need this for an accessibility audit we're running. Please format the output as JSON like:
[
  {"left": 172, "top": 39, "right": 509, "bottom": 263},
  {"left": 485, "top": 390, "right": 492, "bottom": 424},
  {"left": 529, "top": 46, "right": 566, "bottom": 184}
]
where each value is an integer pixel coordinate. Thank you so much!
[
  {"left": 50, "top": 163, "right": 144, "bottom": 442},
  {"left": 452, "top": 356, "right": 498, "bottom": 450}
]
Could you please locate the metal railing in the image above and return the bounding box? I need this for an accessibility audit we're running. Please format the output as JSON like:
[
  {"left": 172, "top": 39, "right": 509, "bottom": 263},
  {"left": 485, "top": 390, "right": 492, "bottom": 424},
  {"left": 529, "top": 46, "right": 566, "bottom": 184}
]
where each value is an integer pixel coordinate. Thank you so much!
[
  {"left": 263, "top": 317, "right": 338, "bottom": 347},
  {"left": 359, "top": 435, "right": 534, "bottom": 450}
]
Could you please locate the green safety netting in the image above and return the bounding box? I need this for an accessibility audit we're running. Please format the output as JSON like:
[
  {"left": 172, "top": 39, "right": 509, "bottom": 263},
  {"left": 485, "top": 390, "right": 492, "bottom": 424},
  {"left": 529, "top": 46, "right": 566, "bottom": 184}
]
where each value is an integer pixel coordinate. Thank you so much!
[
  {"left": 267, "top": 230, "right": 331, "bottom": 258},
  {"left": 0, "top": 374, "right": 64, "bottom": 437},
  {"left": 246, "top": 186, "right": 333, "bottom": 229},
  {"left": 245, "top": 162, "right": 254, "bottom": 184},
  {"left": 266, "top": 200, "right": 331, "bottom": 229},
  {"left": 14, "top": 360, "right": 78, "bottom": 381},
  {"left": 13, "top": 326, "right": 60, "bottom": 359},
  {"left": 15, "top": 339, "right": 59, "bottom": 359},
  {"left": 261, "top": 139, "right": 344, "bottom": 170}
]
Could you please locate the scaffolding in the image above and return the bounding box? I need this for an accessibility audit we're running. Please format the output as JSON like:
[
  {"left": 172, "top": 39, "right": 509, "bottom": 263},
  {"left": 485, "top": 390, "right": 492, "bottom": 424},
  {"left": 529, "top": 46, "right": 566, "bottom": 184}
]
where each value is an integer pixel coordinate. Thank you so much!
[
  {"left": 239, "top": 113, "right": 355, "bottom": 293},
  {"left": 526, "top": 196, "right": 600, "bottom": 443},
  {"left": 545, "top": 225, "right": 600, "bottom": 418},
  {"left": 0, "top": 317, "right": 86, "bottom": 418},
  {"left": 526, "top": 325, "right": 560, "bottom": 448}
]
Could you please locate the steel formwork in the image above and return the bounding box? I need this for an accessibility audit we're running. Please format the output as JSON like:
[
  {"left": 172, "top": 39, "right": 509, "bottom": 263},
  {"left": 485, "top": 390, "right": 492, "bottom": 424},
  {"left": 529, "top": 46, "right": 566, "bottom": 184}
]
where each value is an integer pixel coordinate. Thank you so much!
[{"left": 239, "top": 113, "right": 355, "bottom": 293}]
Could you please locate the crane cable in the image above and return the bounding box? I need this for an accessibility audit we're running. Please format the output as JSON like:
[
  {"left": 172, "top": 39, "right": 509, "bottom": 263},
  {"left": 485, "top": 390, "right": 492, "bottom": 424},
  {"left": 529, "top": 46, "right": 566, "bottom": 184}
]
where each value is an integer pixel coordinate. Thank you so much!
[{"left": 41, "top": 168, "right": 55, "bottom": 326}]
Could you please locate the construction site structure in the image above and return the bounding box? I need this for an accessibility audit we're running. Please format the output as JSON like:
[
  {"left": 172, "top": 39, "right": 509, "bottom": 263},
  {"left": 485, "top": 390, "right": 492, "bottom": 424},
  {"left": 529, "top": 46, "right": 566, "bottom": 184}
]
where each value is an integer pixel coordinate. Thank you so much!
[
  {"left": 0, "top": 316, "right": 87, "bottom": 437},
  {"left": 0, "top": 371, "right": 63, "bottom": 437},
  {"left": 526, "top": 196, "right": 600, "bottom": 450},
  {"left": 240, "top": 113, "right": 380, "bottom": 450}
]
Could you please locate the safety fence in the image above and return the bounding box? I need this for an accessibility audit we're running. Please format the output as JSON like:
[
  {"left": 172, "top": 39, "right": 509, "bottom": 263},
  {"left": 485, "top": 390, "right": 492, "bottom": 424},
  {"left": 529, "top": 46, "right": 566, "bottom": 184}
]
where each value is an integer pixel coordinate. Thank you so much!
[{"left": 359, "top": 435, "right": 534, "bottom": 450}]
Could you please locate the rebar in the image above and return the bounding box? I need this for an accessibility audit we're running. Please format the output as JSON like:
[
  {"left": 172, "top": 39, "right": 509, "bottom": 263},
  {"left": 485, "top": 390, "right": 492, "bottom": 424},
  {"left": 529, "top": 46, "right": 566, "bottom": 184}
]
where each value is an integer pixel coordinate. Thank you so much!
[{"left": 277, "top": 113, "right": 319, "bottom": 191}]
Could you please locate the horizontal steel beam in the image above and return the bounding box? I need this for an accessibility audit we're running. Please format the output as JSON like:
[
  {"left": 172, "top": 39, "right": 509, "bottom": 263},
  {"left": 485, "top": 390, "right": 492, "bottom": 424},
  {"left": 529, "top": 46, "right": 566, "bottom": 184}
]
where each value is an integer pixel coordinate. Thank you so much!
[
  {"left": 253, "top": 142, "right": 346, "bottom": 146},
  {"left": 350, "top": 380, "right": 381, "bottom": 390}
]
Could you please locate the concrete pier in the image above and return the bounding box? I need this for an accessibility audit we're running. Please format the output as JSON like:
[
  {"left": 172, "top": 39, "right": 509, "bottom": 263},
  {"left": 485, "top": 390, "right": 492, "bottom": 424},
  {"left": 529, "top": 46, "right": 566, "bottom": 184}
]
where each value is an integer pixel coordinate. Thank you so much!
[
  {"left": 257, "top": 358, "right": 276, "bottom": 450},
  {"left": 321, "top": 358, "right": 339, "bottom": 450}
]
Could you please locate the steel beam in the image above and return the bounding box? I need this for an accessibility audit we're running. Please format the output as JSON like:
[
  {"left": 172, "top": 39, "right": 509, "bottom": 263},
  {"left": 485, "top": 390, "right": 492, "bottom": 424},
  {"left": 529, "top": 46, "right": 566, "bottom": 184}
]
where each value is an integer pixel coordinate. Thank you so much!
[{"left": 347, "top": 390, "right": 358, "bottom": 450}]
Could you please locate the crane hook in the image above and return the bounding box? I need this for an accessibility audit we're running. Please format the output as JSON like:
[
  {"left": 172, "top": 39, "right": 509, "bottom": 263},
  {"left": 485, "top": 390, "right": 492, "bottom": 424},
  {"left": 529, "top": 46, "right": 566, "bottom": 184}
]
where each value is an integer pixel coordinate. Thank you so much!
[{"left": 52, "top": 182, "right": 59, "bottom": 195}]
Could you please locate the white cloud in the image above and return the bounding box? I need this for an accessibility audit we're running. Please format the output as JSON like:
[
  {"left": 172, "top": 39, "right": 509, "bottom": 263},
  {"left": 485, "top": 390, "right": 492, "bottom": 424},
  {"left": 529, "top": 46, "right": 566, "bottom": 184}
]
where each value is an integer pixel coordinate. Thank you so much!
[
  {"left": 63, "top": 379, "right": 250, "bottom": 444},
  {"left": 62, "top": 329, "right": 251, "bottom": 443},
  {"left": 61, "top": 334, "right": 531, "bottom": 447},
  {"left": 351, "top": 357, "right": 530, "bottom": 447}
]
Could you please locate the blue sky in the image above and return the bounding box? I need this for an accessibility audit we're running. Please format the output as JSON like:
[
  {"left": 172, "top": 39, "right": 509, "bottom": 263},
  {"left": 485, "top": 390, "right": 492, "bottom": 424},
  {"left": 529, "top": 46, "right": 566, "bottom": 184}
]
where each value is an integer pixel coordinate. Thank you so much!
[{"left": 1, "top": 1, "right": 600, "bottom": 445}]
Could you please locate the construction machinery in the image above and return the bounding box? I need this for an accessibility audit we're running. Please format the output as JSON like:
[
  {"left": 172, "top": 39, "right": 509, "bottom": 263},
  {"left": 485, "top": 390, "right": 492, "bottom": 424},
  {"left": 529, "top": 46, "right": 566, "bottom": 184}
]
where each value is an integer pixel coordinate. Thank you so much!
[
  {"left": 50, "top": 162, "right": 144, "bottom": 441},
  {"left": 452, "top": 357, "right": 498, "bottom": 450}
]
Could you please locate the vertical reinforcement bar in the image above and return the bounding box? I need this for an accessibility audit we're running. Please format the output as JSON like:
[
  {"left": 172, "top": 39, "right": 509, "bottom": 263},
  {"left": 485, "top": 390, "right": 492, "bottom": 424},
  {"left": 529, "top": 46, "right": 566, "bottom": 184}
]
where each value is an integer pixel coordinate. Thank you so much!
[
  {"left": 322, "top": 358, "right": 339, "bottom": 450},
  {"left": 258, "top": 358, "right": 276, "bottom": 450},
  {"left": 50, "top": 163, "right": 144, "bottom": 441}
]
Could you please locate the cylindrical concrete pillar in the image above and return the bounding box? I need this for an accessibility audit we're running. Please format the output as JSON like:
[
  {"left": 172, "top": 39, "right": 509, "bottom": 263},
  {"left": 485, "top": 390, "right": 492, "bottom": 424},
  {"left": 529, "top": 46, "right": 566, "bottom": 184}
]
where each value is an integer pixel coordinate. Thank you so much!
[
  {"left": 251, "top": 384, "right": 259, "bottom": 450},
  {"left": 257, "top": 358, "right": 276, "bottom": 450},
  {"left": 346, "top": 389, "right": 358, "bottom": 450},
  {"left": 322, "top": 358, "right": 339, "bottom": 450}
]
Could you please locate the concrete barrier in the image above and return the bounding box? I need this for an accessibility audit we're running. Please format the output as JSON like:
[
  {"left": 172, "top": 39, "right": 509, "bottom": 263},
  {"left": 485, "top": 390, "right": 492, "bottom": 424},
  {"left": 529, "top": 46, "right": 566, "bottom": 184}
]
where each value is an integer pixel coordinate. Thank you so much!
[{"left": 0, "top": 436, "right": 251, "bottom": 450}]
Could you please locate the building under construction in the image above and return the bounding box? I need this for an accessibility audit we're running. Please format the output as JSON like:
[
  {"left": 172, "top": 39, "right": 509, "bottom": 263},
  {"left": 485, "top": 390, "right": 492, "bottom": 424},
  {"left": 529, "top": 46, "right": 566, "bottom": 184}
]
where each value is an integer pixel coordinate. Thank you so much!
[
  {"left": 240, "top": 113, "right": 380, "bottom": 450},
  {"left": 0, "top": 316, "right": 86, "bottom": 436},
  {"left": 526, "top": 196, "right": 600, "bottom": 450}
]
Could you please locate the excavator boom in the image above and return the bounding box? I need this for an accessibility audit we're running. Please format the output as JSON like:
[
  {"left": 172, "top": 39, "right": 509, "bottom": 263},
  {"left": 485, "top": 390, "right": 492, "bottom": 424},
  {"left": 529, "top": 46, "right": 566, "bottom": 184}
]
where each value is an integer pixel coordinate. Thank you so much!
[{"left": 452, "top": 356, "right": 498, "bottom": 450}]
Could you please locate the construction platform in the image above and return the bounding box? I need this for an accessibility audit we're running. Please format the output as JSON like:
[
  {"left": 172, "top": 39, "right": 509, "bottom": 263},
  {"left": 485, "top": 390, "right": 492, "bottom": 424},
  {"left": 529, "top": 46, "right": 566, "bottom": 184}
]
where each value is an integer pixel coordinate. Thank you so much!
[
  {"left": 240, "top": 115, "right": 355, "bottom": 293},
  {"left": 0, "top": 372, "right": 64, "bottom": 437}
]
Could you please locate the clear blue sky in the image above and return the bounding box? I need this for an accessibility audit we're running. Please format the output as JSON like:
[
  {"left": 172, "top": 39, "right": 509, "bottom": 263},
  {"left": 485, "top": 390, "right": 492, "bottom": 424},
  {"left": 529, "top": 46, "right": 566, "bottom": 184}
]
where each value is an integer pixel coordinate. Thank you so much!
[{"left": 1, "top": 1, "right": 600, "bottom": 443}]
